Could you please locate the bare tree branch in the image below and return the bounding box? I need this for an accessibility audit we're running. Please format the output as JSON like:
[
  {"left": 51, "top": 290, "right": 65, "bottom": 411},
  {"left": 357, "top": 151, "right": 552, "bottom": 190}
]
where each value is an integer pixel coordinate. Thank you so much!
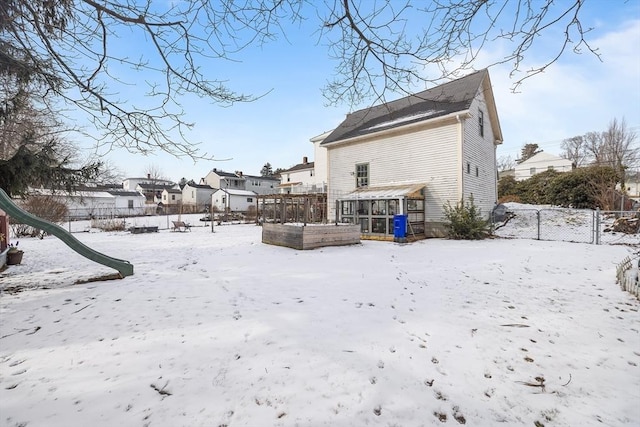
[{"left": 2, "top": 0, "right": 605, "bottom": 159}]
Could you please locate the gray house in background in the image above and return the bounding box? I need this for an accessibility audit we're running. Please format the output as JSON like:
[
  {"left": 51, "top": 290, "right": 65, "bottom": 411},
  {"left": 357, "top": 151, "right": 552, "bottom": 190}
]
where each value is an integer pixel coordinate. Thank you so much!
[{"left": 182, "top": 182, "right": 216, "bottom": 212}]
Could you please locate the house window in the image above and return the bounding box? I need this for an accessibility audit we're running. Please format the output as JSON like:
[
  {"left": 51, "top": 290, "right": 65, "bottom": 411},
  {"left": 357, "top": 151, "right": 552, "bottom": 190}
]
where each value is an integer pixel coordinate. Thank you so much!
[
  {"left": 247, "top": 198, "right": 253, "bottom": 203},
  {"left": 466, "top": 162, "right": 471, "bottom": 174},
  {"left": 475, "top": 166, "right": 479, "bottom": 177},
  {"left": 287, "top": 174, "right": 290, "bottom": 182},
  {"left": 171, "top": 195, "right": 176, "bottom": 200},
  {"left": 530, "top": 167, "right": 536, "bottom": 175},
  {"left": 222, "top": 196, "right": 226, "bottom": 204},
  {"left": 478, "top": 109, "right": 484, "bottom": 137},
  {"left": 548, "top": 166, "right": 554, "bottom": 171},
  {"left": 128, "top": 200, "right": 134, "bottom": 209},
  {"left": 356, "top": 163, "right": 369, "bottom": 187},
  {"left": 310, "top": 170, "right": 314, "bottom": 177},
  {"left": 192, "top": 191, "right": 194, "bottom": 198}
]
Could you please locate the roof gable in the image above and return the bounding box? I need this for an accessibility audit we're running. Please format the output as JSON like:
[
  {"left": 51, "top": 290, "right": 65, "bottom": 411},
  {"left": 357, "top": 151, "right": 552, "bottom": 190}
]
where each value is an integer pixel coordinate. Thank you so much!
[
  {"left": 322, "top": 69, "right": 489, "bottom": 145},
  {"left": 518, "top": 152, "right": 570, "bottom": 166}
]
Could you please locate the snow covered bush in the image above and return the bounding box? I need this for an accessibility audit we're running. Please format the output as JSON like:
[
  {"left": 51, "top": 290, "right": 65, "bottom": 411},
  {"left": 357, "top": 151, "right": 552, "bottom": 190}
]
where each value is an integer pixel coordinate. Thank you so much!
[{"left": 443, "top": 195, "right": 490, "bottom": 240}]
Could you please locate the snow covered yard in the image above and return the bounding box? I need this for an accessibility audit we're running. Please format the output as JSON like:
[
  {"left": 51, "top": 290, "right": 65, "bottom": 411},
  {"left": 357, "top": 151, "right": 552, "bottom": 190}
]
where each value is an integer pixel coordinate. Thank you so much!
[{"left": 1, "top": 224, "right": 639, "bottom": 427}]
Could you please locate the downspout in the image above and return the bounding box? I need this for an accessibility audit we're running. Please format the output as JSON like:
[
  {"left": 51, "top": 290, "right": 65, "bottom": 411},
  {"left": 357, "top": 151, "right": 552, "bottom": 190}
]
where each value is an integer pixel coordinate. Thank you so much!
[{"left": 456, "top": 114, "right": 463, "bottom": 200}]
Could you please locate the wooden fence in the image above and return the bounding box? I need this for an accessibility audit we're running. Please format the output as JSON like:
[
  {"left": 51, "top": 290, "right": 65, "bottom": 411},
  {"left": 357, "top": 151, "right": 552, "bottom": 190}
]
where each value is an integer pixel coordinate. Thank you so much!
[{"left": 616, "top": 256, "right": 639, "bottom": 299}]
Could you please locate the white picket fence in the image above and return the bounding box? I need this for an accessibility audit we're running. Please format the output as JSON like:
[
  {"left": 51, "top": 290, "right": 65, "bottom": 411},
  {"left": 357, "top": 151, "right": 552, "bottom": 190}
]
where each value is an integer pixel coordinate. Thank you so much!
[{"left": 616, "top": 257, "right": 639, "bottom": 299}]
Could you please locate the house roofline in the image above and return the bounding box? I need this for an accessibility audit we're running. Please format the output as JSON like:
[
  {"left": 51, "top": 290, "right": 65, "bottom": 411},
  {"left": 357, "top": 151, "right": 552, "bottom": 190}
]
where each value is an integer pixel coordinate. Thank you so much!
[
  {"left": 480, "top": 72, "right": 503, "bottom": 144},
  {"left": 321, "top": 110, "right": 471, "bottom": 147}
]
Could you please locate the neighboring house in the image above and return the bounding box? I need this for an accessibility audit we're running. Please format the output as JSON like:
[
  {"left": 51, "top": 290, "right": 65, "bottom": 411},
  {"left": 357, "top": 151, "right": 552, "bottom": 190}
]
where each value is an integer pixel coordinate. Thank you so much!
[
  {"left": 201, "top": 168, "right": 245, "bottom": 190},
  {"left": 160, "top": 188, "right": 183, "bottom": 212},
  {"left": 310, "top": 130, "right": 330, "bottom": 191},
  {"left": 105, "top": 190, "right": 147, "bottom": 215},
  {"left": 26, "top": 188, "right": 147, "bottom": 218},
  {"left": 244, "top": 174, "right": 280, "bottom": 195},
  {"left": 212, "top": 188, "right": 257, "bottom": 213},
  {"left": 278, "top": 132, "right": 331, "bottom": 195},
  {"left": 620, "top": 170, "right": 640, "bottom": 203},
  {"left": 182, "top": 182, "right": 216, "bottom": 212},
  {"left": 514, "top": 152, "right": 574, "bottom": 181},
  {"left": 28, "top": 188, "right": 117, "bottom": 219},
  {"left": 122, "top": 175, "right": 175, "bottom": 191},
  {"left": 278, "top": 157, "right": 317, "bottom": 194},
  {"left": 136, "top": 183, "right": 177, "bottom": 204},
  {"left": 321, "top": 69, "right": 503, "bottom": 239}
]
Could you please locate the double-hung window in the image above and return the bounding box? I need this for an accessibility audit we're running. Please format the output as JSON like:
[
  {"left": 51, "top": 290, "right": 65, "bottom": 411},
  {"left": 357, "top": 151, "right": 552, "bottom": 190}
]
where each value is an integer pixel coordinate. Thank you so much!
[
  {"left": 478, "top": 109, "right": 484, "bottom": 137},
  {"left": 355, "top": 163, "right": 369, "bottom": 187}
]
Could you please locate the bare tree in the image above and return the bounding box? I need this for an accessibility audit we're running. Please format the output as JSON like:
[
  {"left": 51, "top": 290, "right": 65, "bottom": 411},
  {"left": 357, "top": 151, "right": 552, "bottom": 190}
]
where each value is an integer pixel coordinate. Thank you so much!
[
  {"left": 560, "top": 135, "right": 588, "bottom": 167},
  {"left": 598, "top": 118, "right": 639, "bottom": 191},
  {"left": 144, "top": 164, "right": 168, "bottom": 182},
  {"left": 497, "top": 154, "right": 515, "bottom": 172},
  {"left": 3, "top": 0, "right": 602, "bottom": 158}
]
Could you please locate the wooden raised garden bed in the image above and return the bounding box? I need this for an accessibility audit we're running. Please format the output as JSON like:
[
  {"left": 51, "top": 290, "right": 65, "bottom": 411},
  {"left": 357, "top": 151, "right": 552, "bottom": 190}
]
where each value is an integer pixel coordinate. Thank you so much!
[{"left": 262, "top": 223, "right": 360, "bottom": 250}]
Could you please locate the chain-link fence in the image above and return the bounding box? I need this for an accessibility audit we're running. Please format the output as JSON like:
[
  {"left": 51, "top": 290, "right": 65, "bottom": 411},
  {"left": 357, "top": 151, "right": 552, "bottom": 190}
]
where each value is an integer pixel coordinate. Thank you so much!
[
  {"left": 7, "top": 208, "right": 257, "bottom": 235},
  {"left": 492, "top": 207, "right": 640, "bottom": 245}
]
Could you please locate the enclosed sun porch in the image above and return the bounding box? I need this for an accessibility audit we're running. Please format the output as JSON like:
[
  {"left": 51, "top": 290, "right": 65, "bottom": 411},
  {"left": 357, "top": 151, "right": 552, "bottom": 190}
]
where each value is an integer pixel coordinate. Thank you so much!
[{"left": 336, "top": 184, "right": 426, "bottom": 241}]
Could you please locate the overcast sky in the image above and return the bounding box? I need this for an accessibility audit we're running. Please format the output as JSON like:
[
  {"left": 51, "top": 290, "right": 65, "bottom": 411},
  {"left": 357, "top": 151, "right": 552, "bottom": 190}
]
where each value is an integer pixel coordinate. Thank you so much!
[{"left": 76, "top": 1, "right": 640, "bottom": 182}]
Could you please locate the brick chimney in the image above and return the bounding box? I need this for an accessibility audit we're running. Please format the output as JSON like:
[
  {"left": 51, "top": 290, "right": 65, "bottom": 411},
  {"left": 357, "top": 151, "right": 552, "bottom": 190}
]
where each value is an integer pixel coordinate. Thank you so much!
[{"left": 303, "top": 156, "right": 308, "bottom": 164}]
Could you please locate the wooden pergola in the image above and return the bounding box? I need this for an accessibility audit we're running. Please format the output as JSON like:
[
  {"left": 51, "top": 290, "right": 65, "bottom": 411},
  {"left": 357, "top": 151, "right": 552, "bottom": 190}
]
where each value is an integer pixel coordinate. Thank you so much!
[{"left": 257, "top": 193, "right": 328, "bottom": 225}]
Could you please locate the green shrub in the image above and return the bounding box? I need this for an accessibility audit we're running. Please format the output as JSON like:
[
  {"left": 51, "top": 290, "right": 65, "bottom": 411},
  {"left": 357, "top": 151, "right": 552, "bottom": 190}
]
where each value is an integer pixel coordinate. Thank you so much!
[
  {"left": 443, "top": 195, "right": 490, "bottom": 240},
  {"left": 498, "top": 175, "right": 518, "bottom": 199}
]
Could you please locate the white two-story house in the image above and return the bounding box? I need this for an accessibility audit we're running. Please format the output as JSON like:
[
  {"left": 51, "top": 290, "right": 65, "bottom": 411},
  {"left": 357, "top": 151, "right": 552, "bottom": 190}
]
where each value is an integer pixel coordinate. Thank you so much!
[{"left": 322, "top": 69, "right": 503, "bottom": 239}]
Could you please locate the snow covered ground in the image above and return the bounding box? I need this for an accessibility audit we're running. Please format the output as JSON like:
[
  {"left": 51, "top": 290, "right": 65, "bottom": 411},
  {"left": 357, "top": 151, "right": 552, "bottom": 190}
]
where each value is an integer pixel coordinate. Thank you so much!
[{"left": 1, "top": 221, "right": 639, "bottom": 427}]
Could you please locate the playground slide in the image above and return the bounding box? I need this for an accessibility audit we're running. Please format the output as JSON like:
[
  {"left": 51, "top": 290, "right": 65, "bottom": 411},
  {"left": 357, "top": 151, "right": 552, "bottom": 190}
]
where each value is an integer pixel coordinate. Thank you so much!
[{"left": 0, "top": 188, "right": 133, "bottom": 277}]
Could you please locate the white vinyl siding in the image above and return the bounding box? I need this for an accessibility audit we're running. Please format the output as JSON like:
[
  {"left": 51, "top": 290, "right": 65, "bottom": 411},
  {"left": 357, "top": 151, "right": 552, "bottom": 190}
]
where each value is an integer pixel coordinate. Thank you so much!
[
  {"left": 327, "top": 121, "right": 459, "bottom": 221},
  {"left": 462, "top": 91, "right": 498, "bottom": 219}
]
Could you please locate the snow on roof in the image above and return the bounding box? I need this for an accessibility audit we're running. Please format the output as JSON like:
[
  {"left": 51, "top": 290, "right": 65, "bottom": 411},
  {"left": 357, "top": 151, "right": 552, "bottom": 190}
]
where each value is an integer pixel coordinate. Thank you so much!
[{"left": 364, "top": 110, "right": 445, "bottom": 131}]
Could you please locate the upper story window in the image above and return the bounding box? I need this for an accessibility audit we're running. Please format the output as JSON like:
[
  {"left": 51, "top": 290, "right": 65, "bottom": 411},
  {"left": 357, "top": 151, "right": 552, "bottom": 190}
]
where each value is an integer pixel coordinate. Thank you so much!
[
  {"left": 466, "top": 162, "right": 471, "bottom": 174},
  {"left": 478, "top": 109, "right": 484, "bottom": 137},
  {"left": 356, "top": 163, "right": 369, "bottom": 187},
  {"left": 128, "top": 200, "right": 134, "bottom": 209},
  {"left": 530, "top": 167, "right": 536, "bottom": 175},
  {"left": 475, "top": 166, "right": 479, "bottom": 177}
]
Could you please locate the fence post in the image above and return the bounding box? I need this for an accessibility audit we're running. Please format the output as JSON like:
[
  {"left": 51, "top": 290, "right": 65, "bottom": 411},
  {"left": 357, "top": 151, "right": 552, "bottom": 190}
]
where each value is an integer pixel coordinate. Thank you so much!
[
  {"left": 536, "top": 210, "right": 541, "bottom": 240},
  {"left": 595, "top": 208, "right": 600, "bottom": 245}
]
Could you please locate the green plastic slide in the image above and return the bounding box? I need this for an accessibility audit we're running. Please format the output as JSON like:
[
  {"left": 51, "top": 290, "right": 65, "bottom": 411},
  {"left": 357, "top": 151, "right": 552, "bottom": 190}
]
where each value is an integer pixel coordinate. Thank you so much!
[{"left": 0, "top": 188, "right": 133, "bottom": 277}]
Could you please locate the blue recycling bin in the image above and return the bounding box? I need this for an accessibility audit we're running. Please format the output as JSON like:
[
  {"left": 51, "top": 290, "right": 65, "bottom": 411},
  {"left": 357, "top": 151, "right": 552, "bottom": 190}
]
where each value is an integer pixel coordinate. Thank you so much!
[{"left": 393, "top": 214, "right": 407, "bottom": 239}]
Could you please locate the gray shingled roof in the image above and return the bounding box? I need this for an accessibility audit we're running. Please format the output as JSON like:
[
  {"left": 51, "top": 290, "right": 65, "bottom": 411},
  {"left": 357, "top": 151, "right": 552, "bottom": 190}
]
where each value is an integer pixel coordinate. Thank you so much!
[
  {"left": 137, "top": 183, "right": 176, "bottom": 190},
  {"left": 282, "top": 161, "right": 314, "bottom": 173},
  {"left": 243, "top": 174, "right": 280, "bottom": 181},
  {"left": 106, "top": 190, "right": 144, "bottom": 197},
  {"left": 322, "top": 69, "right": 487, "bottom": 145},
  {"left": 212, "top": 169, "right": 243, "bottom": 179},
  {"left": 186, "top": 183, "right": 215, "bottom": 190}
]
